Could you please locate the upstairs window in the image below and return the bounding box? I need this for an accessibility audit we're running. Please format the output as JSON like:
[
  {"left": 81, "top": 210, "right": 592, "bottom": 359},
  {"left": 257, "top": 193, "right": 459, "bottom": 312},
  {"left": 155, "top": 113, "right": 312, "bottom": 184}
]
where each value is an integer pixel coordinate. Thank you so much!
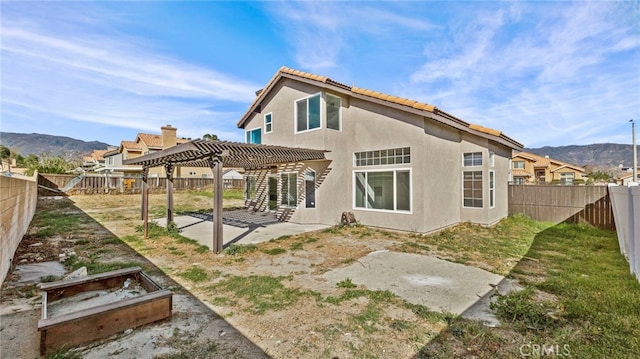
[
  {"left": 246, "top": 128, "right": 261, "bottom": 144},
  {"left": 296, "top": 94, "right": 321, "bottom": 132},
  {"left": 264, "top": 113, "right": 273, "bottom": 134},
  {"left": 513, "top": 161, "right": 525, "bottom": 169},
  {"left": 326, "top": 94, "right": 341, "bottom": 131},
  {"left": 463, "top": 152, "right": 483, "bottom": 167}
]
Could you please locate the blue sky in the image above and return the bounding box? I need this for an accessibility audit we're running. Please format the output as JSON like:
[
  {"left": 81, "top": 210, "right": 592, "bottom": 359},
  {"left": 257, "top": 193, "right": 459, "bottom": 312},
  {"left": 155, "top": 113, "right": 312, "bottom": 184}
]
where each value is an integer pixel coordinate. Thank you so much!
[{"left": 1, "top": 1, "right": 639, "bottom": 148}]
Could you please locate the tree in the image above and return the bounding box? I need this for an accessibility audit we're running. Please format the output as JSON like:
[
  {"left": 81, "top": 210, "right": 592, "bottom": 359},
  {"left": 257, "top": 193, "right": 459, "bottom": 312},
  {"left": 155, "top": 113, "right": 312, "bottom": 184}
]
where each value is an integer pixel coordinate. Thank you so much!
[
  {"left": 203, "top": 133, "right": 218, "bottom": 141},
  {"left": 0, "top": 145, "right": 12, "bottom": 172}
]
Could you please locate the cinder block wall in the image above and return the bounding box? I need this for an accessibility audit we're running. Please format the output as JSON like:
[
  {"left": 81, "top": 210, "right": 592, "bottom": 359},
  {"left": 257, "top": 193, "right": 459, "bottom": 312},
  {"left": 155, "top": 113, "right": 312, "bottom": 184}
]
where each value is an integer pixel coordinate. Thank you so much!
[{"left": 0, "top": 174, "right": 38, "bottom": 285}]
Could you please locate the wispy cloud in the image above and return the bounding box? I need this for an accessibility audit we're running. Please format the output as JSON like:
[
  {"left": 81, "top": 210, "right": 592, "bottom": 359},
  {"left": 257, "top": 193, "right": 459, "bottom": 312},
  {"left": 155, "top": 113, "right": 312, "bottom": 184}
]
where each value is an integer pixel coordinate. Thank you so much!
[
  {"left": 406, "top": 1, "right": 640, "bottom": 147},
  {"left": 267, "top": 2, "right": 436, "bottom": 72},
  {"left": 1, "top": 3, "right": 259, "bottom": 142}
]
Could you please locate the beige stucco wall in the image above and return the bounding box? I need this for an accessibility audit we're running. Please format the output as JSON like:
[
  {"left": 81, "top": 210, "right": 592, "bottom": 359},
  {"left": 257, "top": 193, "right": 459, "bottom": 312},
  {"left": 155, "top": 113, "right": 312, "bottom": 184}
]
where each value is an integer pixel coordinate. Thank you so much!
[
  {"left": 242, "top": 78, "right": 514, "bottom": 232},
  {"left": 0, "top": 174, "right": 38, "bottom": 285}
]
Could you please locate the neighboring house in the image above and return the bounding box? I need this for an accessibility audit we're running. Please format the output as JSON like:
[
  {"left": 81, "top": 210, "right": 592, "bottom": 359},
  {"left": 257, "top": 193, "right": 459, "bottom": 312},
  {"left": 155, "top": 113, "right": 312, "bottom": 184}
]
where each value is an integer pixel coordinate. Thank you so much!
[
  {"left": 82, "top": 149, "right": 111, "bottom": 171},
  {"left": 617, "top": 171, "right": 640, "bottom": 185},
  {"left": 236, "top": 67, "right": 523, "bottom": 233},
  {"left": 511, "top": 151, "right": 587, "bottom": 185},
  {"left": 100, "top": 125, "right": 212, "bottom": 178}
]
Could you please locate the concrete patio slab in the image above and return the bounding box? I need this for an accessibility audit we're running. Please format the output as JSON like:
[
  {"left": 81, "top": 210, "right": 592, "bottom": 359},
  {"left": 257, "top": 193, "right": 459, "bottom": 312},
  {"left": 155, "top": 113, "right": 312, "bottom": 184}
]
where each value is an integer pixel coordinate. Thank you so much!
[
  {"left": 322, "top": 250, "right": 504, "bottom": 315},
  {"left": 155, "top": 215, "right": 329, "bottom": 250}
]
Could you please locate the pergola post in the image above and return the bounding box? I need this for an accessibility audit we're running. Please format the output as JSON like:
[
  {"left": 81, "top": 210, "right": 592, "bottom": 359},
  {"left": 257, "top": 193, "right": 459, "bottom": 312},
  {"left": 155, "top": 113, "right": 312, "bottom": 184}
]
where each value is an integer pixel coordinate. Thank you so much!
[
  {"left": 141, "top": 168, "right": 149, "bottom": 239},
  {"left": 165, "top": 163, "right": 174, "bottom": 225},
  {"left": 209, "top": 156, "right": 224, "bottom": 253}
]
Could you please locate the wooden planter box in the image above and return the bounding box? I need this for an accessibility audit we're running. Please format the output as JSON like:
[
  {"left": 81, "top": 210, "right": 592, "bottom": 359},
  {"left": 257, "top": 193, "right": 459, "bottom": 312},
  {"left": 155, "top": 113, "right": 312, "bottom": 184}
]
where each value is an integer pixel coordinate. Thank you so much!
[{"left": 38, "top": 267, "right": 172, "bottom": 354}]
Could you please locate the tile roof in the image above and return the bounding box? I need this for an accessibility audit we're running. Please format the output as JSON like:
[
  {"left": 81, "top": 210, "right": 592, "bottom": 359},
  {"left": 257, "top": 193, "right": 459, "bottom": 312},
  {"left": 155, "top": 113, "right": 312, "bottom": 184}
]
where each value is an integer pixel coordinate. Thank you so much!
[
  {"left": 121, "top": 140, "right": 142, "bottom": 151},
  {"left": 237, "top": 66, "right": 522, "bottom": 149},
  {"left": 512, "top": 170, "right": 532, "bottom": 177},
  {"left": 137, "top": 133, "right": 163, "bottom": 148},
  {"left": 512, "top": 151, "right": 584, "bottom": 172}
]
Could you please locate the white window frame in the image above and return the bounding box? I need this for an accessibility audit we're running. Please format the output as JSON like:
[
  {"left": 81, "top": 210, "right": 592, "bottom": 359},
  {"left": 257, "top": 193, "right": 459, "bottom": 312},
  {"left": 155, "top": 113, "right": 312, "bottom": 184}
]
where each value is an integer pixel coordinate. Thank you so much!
[
  {"left": 463, "top": 152, "right": 483, "bottom": 167},
  {"left": 325, "top": 93, "right": 342, "bottom": 131},
  {"left": 264, "top": 113, "right": 273, "bottom": 134},
  {"left": 352, "top": 168, "right": 412, "bottom": 214},
  {"left": 462, "top": 170, "right": 484, "bottom": 209},
  {"left": 489, "top": 170, "right": 495, "bottom": 208},
  {"left": 513, "top": 161, "right": 525, "bottom": 169},
  {"left": 294, "top": 93, "right": 322, "bottom": 134},
  {"left": 280, "top": 172, "right": 298, "bottom": 208},
  {"left": 305, "top": 169, "right": 316, "bottom": 209},
  {"left": 354, "top": 147, "right": 411, "bottom": 167},
  {"left": 245, "top": 127, "right": 262, "bottom": 144}
]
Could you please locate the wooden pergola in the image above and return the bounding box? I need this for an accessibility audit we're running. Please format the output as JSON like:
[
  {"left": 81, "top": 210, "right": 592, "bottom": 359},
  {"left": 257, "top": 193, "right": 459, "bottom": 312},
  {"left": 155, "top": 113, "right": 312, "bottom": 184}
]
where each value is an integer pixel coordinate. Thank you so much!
[{"left": 123, "top": 139, "right": 327, "bottom": 253}]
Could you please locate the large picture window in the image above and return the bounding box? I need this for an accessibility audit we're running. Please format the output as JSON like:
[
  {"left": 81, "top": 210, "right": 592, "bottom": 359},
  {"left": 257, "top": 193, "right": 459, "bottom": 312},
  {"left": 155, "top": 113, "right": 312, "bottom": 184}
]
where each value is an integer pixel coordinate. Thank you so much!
[
  {"left": 463, "top": 152, "right": 483, "bottom": 167},
  {"left": 295, "top": 94, "right": 321, "bottom": 132},
  {"left": 463, "top": 171, "right": 483, "bottom": 208},
  {"left": 326, "top": 94, "right": 341, "bottom": 130},
  {"left": 354, "top": 170, "right": 410, "bottom": 212},
  {"left": 280, "top": 173, "right": 298, "bottom": 207}
]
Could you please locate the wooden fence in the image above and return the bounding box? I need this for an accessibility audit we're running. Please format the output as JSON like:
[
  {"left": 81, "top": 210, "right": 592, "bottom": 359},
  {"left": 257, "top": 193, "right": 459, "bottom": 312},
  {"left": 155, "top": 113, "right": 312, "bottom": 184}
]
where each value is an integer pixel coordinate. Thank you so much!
[
  {"left": 508, "top": 185, "right": 615, "bottom": 230},
  {"left": 38, "top": 174, "right": 245, "bottom": 195}
]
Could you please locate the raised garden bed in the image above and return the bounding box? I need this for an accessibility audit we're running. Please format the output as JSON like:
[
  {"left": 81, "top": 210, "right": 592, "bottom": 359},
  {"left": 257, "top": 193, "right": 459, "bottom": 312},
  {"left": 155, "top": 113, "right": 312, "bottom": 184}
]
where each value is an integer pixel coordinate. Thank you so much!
[{"left": 37, "top": 266, "right": 172, "bottom": 355}]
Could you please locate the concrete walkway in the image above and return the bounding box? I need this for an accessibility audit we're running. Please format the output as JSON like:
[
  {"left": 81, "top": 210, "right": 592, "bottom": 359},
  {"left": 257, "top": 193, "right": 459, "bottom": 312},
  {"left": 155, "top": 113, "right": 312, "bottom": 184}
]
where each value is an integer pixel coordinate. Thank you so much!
[{"left": 155, "top": 214, "right": 329, "bottom": 250}]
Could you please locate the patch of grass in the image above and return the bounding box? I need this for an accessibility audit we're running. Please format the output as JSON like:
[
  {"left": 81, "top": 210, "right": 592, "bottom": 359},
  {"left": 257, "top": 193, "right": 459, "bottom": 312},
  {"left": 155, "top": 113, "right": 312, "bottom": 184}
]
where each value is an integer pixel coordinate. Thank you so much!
[
  {"left": 75, "top": 239, "right": 90, "bottom": 246},
  {"left": 263, "top": 247, "right": 287, "bottom": 256},
  {"left": 101, "top": 237, "right": 121, "bottom": 245},
  {"left": 336, "top": 278, "right": 357, "bottom": 289},
  {"left": 419, "top": 222, "right": 640, "bottom": 358},
  {"left": 305, "top": 237, "right": 319, "bottom": 243},
  {"left": 270, "top": 235, "right": 291, "bottom": 242},
  {"left": 177, "top": 267, "right": 210, "bottom": 283},
  {"left": 40, "top": 275, "right": 63, "bottom": 283},
  {"left": 63, "top": 254, "right": 143, "bottom": 275},
  {"left": 121, "top": 235, "right": 143, "bottom": 245},
  {"left": 289, "top": 241, "right": 304, "bottom": 250},
  {"left": 404, "top": 302, "right": 447, "bottom": 322},
  {"left": 45, "top": 349, "right": 83, "bottom": 359},
  {"left": 490, "top": 287, "right": 558, "bottom": 330},
  {"left": 32, "top": 211, "right": 85, "bottom": 237},
  {"left": 410, "top": 214, "right": 550, "bottom": 275},
  {"left": 223, "top": 243, "right": 257, "bottom": 256},
  {"left": 209, "top": 275, "right": 312, "bottom": 314}
]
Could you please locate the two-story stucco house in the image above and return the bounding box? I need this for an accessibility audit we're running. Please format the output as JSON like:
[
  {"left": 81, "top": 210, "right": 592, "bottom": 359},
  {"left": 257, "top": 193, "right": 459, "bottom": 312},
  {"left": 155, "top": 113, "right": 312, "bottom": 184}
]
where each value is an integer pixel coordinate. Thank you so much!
[
  {"left": 101, "top": 125, "right": 213, "bottom": 178},
  {"left": 511, "top": 151, "right": 587, "bottom": 185},
  {"left": 236, "top": 67, "right": 522, "bottom": 233}
]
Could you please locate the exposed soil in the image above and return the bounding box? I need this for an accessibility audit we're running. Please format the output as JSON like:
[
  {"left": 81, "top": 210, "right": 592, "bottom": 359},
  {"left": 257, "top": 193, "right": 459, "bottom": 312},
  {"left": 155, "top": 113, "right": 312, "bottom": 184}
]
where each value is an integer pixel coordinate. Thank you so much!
[{"left": 1, "top": 193, "right": 512, "bottom": 358}]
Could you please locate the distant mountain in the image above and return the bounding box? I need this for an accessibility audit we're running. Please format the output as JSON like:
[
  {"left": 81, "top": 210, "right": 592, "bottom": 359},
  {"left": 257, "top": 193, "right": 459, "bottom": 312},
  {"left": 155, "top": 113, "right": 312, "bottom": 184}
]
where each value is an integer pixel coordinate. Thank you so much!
[
  {"left": 0, "top": 132, "right": 112, "bottom": 157},
  {"left": 525, "top": 143, "right": 635, "bottom": 168}
]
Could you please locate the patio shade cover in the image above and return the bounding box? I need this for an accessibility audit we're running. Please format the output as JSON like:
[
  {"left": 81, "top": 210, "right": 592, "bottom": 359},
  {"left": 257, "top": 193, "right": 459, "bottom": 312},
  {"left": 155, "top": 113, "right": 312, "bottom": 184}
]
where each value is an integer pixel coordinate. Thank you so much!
[{"left": 123, "top": 139, "right": 327, "bottom": 169}]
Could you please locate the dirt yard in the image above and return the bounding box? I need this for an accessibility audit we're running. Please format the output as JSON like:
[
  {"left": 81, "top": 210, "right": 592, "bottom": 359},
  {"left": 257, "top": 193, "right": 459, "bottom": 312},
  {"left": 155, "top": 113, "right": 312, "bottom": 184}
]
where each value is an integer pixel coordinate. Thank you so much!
[{"left": 1, "top": 192, "right": 519, "bottom": 358}]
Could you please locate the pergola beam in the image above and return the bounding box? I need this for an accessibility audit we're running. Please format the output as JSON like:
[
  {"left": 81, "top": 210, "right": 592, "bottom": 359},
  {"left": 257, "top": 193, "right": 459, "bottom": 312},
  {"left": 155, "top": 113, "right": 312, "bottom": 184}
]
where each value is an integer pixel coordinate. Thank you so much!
[{"left": 123, "top": 139, "right": 328, "bottom": 255}]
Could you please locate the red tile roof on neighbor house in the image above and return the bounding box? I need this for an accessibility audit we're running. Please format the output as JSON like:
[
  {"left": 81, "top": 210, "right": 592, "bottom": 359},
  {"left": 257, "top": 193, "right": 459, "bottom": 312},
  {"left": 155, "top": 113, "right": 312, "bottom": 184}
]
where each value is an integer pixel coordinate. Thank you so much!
[
  {"left": 512, "top": 151, "right": 585, "bottom": 172},
  {"left": 136, "top": 133, "right": 163, "bottom": 149},
  {"left": 121, "top": 140, "right": 142, "bottom": 152},
  {"left": 237, "top": 66, "right": 522, "bottom": 150}
]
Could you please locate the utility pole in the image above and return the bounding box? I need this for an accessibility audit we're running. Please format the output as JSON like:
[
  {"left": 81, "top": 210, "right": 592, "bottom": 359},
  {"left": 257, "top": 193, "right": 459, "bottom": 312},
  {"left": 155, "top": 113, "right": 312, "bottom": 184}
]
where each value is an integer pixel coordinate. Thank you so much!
[{"left": 632, "top": 119, "right": 638, "bottom": 183}]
